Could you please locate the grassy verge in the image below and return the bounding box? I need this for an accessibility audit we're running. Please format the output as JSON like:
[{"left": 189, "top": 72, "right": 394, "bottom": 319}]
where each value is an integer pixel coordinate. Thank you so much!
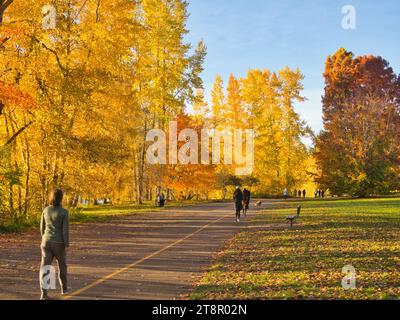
[
  {"left": 68, "top": 200, "right": 213, "bottom": 222},
  {"left": 191, "top": 198, "right": 400, "bottom": 300},
  {"left": 0, "top": 221, "right": 35, "bottom": 233},
  {"left": 0, "top": 199, "right": 214, "bottom": 234}
]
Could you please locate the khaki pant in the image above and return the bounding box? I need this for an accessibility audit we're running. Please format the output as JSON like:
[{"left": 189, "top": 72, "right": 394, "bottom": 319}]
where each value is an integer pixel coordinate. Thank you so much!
[{"left": 40, "top": 241, "right": 67, "bottom": 294}]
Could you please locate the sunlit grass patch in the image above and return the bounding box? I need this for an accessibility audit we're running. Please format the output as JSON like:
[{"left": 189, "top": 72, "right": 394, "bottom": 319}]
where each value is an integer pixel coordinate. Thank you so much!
[
  {"left": 192, "top": 198, "right": 400, "bottom": 300},
  {"left": 76, "top": 199, "right": 212, "bottom": 218}
]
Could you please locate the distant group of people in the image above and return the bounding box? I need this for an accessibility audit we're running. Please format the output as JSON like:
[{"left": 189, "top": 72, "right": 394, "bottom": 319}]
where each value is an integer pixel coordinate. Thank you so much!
[
  {"left": 314, "top": 189, "right": 325, "bottom": 198},
  {"left": 233, "top": 186, "right": 251, "bottom": 223},
  {"left": 294, "top": 189, "right": 307, "bottom": 198},
  {"left": 283, "top": 188, "right": 326, "bottom": 200},
  {"left": 286, "top": 188, "right": 307, "bottom": 200}
]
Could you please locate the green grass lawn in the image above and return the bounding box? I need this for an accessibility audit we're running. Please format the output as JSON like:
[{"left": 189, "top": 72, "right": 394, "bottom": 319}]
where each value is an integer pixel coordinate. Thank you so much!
[{"left": 191, "top": 198, "right": 400, "bottom": 300}]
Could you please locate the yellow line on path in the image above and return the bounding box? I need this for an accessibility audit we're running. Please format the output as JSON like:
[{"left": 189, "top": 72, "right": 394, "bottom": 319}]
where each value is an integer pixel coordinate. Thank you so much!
[{"left": 63, "top": 214, "right": 230, "bottom": 300}]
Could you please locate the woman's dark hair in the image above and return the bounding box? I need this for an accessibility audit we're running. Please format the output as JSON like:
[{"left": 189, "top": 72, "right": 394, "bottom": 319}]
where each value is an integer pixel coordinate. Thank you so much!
[{"left": 48, "top": 188, "right": 63, "bottom": 207}]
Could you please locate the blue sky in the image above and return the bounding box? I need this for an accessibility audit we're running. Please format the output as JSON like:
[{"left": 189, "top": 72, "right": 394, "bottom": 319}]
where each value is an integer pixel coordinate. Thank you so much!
[{"left": 185, "top": 0, "right": 400, "bottom": 134}]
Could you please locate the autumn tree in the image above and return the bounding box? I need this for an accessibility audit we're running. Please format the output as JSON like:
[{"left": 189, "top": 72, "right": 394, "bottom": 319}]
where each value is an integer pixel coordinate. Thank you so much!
[
  {"left": 210, "top": 75, "right": 226, "bottom": 128},
  {"left": 208, "top": 68, "right": 312, "bottom": 195},
  {"left": 315, "top": 48, "right": 400, "bottom": 196},
  {"left": 130, "top": 0, "right": 206, "bottom": 204},
  {"left": 0, "top": 0, "right": 206, "bottom": 224},
  {"left": 226, "top": 74, "right": 245, "bottom": 129}
]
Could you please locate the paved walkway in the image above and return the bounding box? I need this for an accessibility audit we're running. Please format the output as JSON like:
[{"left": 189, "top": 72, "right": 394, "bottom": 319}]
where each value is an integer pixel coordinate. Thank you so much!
[{"left": 0, "top": 202, "right": 261, "bottom": 300}]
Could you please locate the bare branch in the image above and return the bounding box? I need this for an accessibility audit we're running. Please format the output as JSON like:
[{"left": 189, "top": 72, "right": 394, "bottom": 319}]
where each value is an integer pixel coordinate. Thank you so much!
[
  {"left": 76, "top": 0, "right": 89, "bottom": 19},
  {"left": 0, "top": 37, "right": 9, "bottom": 52},
  {"left": 3, "top": 120, "right": 33, "bottom": 147},
  {"left": 30, "top": 35, "right": 68, "bottom": 75},
  {"left": 96, "top": 0, "right": 101, "bottom": 22}
]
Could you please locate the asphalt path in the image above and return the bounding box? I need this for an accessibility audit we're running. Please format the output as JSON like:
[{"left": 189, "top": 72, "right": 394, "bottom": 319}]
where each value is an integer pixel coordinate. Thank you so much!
[{"left": 0, "top": 201, "right": 262, "bottom": 300}]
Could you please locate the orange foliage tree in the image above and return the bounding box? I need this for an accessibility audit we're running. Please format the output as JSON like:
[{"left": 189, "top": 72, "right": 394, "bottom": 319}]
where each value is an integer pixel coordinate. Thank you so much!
[{"left": 315, "top": 48, "right": 400, "bottom": 196}]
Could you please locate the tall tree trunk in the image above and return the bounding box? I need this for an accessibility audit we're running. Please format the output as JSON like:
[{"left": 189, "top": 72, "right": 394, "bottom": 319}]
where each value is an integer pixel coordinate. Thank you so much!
[
  {"left": 0, "top": 0, "right": 14, "bottom": 25},
  {"left": 17, "top": 184, "right": 22, "bottom": 222},
  {"left": 9, "top": 184, "right": 14, "bottom": 222},
  {"left": 137, "top": 118, "right": 148, "bottom": 205},
  {"left": 132, "top": 147, "right": 139, "bottom": 203},
  {"left": 24, "top": 155, "right": 30, "bottom": 218}
]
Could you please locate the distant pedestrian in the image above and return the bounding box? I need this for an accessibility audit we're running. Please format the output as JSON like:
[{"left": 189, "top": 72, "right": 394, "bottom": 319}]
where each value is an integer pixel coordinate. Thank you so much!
[
  {"left": 283, "top": 188, "right": 289, "bottom": 200},
  {"left": 157, "top": 193, "right": 165, "bottom": 207},
  {"left": 322, "top": 190, "right": 325, "bottom": 198},
  {"left": 160, "top": 193, "right": 166, "bottom": 207},
  {"left": 298, "top": 190, "right": 302, "bottom": 198},
  {"left": 314, "top": 190, "right": 318, "bottom": 198},
  {"left": 318, "top": 190, "right": 322, "bottom": 198},
  {"left": 294, "top": 189, "right": 298, "bottom": 198},
  {"left": 243, "top": 188, "right": 251, "bottom": 216},
  {"left": 233, "top": 186, "right": 243, "bottom": 222},
  {"left": 303, "top": 189, "right": 306, "bottom": 198},
  {"left": 39, "top": 188, "right": 69, "bottom": 300}
]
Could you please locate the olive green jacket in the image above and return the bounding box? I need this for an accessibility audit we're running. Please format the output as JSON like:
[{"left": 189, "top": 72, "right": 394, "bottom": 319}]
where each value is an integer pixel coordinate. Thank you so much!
[{"left": 40, "top": 206, "right": 69, "bottom": 247}]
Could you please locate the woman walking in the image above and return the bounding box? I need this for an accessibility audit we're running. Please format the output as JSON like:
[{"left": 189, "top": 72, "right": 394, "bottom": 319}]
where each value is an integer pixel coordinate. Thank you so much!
[{"left": 39, "top": 188, "right": 69, "bottom": 300}]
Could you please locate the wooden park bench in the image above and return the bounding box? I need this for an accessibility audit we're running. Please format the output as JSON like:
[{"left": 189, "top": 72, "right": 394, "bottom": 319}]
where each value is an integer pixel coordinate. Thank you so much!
[{"left": 286, "top": 206, "right": 302, "bottom": 228}]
